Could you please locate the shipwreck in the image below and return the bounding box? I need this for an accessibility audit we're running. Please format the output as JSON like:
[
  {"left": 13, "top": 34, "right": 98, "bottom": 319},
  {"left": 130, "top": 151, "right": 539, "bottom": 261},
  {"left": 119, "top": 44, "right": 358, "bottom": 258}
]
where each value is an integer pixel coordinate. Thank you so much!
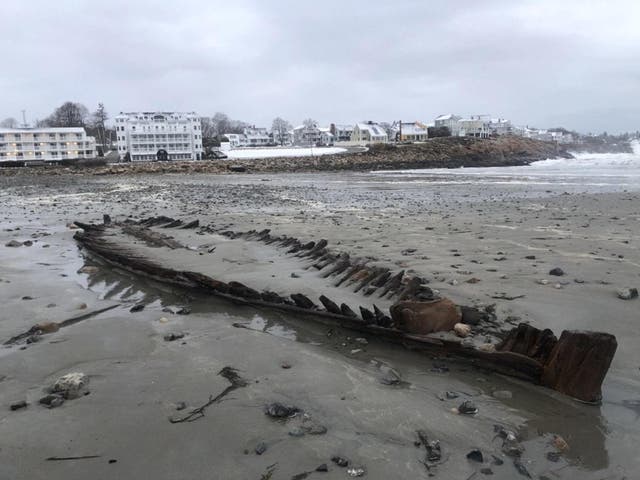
[{"left": 65, "top": 214, "right": 617, "bottom": 404}]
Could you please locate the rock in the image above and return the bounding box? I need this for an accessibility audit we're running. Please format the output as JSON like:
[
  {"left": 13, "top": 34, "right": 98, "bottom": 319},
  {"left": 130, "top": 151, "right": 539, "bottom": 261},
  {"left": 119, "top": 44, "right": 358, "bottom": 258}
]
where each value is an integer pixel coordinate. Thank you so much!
[
  {"left": 331, "top": 456, "right": 349, "bottom": 467},
  {"left": 176, "top": 307, "right": 191, "bottom": 315},
  {"left": 163, "top": 332, "right": 185, "bottom": 342},
  {"left": 480, "top": 467, "right": 494, "bottom": 475},
  {"left": 390, "top": 298, "right": 461, "bottom": 335},
  {"left": 537, "top": 279, "right": 549, "bottom": 285},
  {"left": 513, "top": 458, "right": 531, "bottom": 477},
  {"left": 281, "top": 362, "right": 292, "bottom": 369},
  {"left": 34, "top": 322, "right": 59, "bottom": 334},
  {"left": 445, "top": 391, "right": 459, "bottom": 399},
  {"left": 458, "top": 400, "right": 478, "bottom": 414},
  {"left": 549, "top": 267, "right": 565, "bottom": 276},
  {"left": 264, "top": 402, "right": 301, "bottom": 419},
  {"left": 347, "top": 466, "right": 366, "bottom": 477},
  {"left": 354, "top": 337, "right": 368, "bottom": 345},
  {"left": 78, "top": 265, "right": 99, "bottom": 274},
  {"left": 460, "top": 305, "right": 487, "bottom": 326},
  {"left": 254, "top": 442, "right": 268, "bottom": 455},
  {"left": 416, "top": 430, "right": 442, "bottom": 463},
  {"left": 175, "top": 401, "right": 187, "bottom": 411},
  {"left": 51, "top": 372, "right": 89, "bottom": 399},
  {"left": 617, "top": 288, "right": 638, "bottom": 300},
  {"left": 454, "top": 323, "right": 471, "bottom": 338},
  {"left": 130, "top": 304, "right": 145, "bottom": 313},
  {"left": 466, "top": 449, "right": 484, "bottom": 463},
  {"left": 478, "top": 343, "right": 496, "bottom": 353},
  {"left": 541, "top": 330, "right": 617, "bottom": 403},
  {"left": 546, "top": 451, "right": 561, "bottom": 462},
  {"left": 39, "top": 394, "right": 65, "bottom": 408},
  {"left": 492, "top": 390, "right": 512, "bottom": 400},
  {"left": 22, "top": 240, "right": 33, "bottom": 247},
  {"left": 10, "top": 400, "right": 28, "bottom": 411},
  {"left": 551, "top": 435, "right": 569, "bottom": 452},
  {"left": 491, "top": 455, "right": 504, "bottom": 466},
  {"left": 5, "top": 240, "right": 22, "bottom": 247},
  {"left": 315, "top": 464, "right": 328, "bottom": 472},
  {"left": 301, "top": 421, "right": 328, "bottom": 435}
]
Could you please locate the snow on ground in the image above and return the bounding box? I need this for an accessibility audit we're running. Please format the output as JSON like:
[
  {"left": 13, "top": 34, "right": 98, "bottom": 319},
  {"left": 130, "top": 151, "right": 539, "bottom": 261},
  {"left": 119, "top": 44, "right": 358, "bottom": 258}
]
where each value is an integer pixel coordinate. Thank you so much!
[{"left": 225, "top": 147, "right": 347, "bottom": 159}]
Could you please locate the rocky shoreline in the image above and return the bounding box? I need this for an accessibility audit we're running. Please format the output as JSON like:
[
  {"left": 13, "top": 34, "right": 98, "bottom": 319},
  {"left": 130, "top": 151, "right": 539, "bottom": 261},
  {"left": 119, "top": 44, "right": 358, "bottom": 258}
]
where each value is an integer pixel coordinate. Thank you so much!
[{"left": 0, "top": 136, "right": 570, "bottom": 177}]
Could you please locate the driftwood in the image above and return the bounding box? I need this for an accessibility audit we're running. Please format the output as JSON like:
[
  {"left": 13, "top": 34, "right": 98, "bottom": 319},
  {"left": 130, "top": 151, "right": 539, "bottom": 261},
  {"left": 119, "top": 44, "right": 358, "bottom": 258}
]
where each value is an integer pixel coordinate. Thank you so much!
[
  {"left": 70, "top": 216, "right": 618, "bottom": 403},
  {"left": 169, "top": 367, "right": 247, "bottom": 423}
]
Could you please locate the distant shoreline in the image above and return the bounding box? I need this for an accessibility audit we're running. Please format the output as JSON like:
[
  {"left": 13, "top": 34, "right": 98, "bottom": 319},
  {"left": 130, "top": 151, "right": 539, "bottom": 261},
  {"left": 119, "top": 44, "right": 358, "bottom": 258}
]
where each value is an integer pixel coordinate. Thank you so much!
[{"left": 0, "top": 136, "right": 601, "bottom": 177}]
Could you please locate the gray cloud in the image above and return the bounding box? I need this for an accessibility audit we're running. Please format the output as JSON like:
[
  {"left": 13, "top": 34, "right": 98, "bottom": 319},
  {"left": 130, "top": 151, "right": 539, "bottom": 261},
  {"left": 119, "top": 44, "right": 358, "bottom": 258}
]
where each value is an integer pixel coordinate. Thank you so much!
[{"left": 1, "top": 0, "right": 638, "bottom": 132}]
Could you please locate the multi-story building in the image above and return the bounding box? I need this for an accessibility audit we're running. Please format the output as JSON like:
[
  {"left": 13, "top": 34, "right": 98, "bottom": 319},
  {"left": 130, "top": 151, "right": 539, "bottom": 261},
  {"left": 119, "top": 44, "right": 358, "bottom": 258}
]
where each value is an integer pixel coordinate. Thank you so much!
[
  {"left": 0, "top": 127, "right": 96, "bottom": 164},
  {"left": 114, "top": 112, "right": 203, "bottom": 161},
  {"left": 434, "top": 114, "right": 462, "bottom": 136}
]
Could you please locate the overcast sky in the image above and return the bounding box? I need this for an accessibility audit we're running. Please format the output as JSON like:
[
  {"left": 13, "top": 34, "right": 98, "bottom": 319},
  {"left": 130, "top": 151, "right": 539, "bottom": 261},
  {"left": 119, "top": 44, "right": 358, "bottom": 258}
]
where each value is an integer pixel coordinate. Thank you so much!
[{"left": 1, "top": 0, "right": 638, "bottom": 133}]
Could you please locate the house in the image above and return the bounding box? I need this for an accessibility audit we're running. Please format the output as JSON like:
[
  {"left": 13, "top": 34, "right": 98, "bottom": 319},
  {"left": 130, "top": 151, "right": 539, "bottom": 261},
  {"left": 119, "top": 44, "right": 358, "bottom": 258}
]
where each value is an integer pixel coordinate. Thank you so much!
[
  {"left": 242, "top": 127, "right": 272, "bottom": 147},
  {"left": 457, "top": 116, "right": 491, "bottom": 138},
  {"left": 293, "top": 123, "right": 322, "bottom": 146},
  {"left": 0, "top": 127, "right": 96, "bottom": 164},
  {"left": 224, "top": 127, "right": 272, "bottom": 148},
  {"left": 115, "top": 112, "right": 203, "bottom": 161},
  {"left": 318, "top": 127, "right": 334, "bottom": 146},
  {"left": 351, "top": 121, "right": 388, "bottom": 144},
  {"left": 393, "top": 121, "right": 429, "bottom": 142},
  {"left": 488, "top": 118, "right": 512, "bottom": 136},
  {"left": 434, "top": 114, "right": 462, "bottom": 136},
  {"left": 330, "top": 124, "right": 354, "bottom": 143}
]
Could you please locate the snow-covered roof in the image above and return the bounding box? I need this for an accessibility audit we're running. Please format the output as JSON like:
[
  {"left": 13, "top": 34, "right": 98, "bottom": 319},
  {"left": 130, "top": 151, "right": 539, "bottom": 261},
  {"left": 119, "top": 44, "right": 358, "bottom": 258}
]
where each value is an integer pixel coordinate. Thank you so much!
[
  {"left": 356, "top": 123, "right": 387, "bottom": 137},
  {"left": 0, "top": 127, "right": 87, "bottom": 134},
  {"left": 435, "top": 114, "right": 459, "bottom": 121}
]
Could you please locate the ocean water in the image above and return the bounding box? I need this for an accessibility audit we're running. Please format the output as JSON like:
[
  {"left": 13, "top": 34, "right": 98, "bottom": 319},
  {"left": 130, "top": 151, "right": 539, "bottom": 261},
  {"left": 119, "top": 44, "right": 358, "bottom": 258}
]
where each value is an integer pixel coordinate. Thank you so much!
[{"left": 367, "top": 140, "right": 640, "bottom": 193}]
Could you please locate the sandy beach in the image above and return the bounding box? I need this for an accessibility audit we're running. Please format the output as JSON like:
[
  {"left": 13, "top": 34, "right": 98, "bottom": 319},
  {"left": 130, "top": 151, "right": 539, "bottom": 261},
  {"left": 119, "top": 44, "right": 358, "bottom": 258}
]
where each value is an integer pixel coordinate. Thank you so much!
[{"left": 1, "top": 159, "right": 639, "bottom": 479}]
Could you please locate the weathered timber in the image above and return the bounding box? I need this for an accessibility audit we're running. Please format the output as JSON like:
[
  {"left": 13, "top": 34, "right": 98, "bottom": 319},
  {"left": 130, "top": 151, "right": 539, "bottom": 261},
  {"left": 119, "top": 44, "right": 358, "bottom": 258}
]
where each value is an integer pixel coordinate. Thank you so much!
[{"left": 319, "top": 295, "right": 342, "bottom": 315}]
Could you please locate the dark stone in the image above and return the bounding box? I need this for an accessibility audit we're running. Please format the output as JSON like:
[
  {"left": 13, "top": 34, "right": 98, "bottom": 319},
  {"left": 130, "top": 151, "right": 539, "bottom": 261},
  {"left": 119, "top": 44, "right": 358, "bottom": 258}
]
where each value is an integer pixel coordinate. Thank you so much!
[
  {"left": 315, "top": 463, "right": 328, "bottom": 472},
  {"left": 39, "top": 394, "right": 65, "bottom": 408},
  {"left": 541, "top": 330, "right": 617, "bottom": 404},
  {"left": 480, "top": 467, "right": 494, "bottom": 475},
  {"left": 466, "top": 449, "right": 484, "bottom": 463},
  {"left": 108, "top": 459, "right": 117, "bottom": 464},
  {"left": 513, "top": 458, "right": 531, "bottom": 477},
  {"left": 445, "top": 391, "right": 459, "bottom": 399},
  {"left": 319, "top": 295, "right": 342, "bottom": 315},
  {"left": 460, "top": 305, "right": 487, "bottom": 326},
  {"left": 290, "top": 293, "right": 316, "bottom": 309},
  {"left": 175, "top": 401, "right": 187, "bottom": 411},
  {"left": 525, "top": 255, "right": 535, "bottom": 260},
  {"left": 103, "top": 214, "right": 112, "bottom": 225},
  {"left": 164, "top": 332, "right": 185, "bottom": 342},
  {"left": 181, "top": 220, "right": 200, "bottom": 229},
  {"left": 549, "top": 267, "right": 565, "bottom": 276},
  {"left": 546, "top": 451, "right": 561, "bottom": 462},
  {"left": 176, "top": 307, "right": 191, "bottom": 315},
  {"left": 129, "top": 304, "right": 145, "bottom": 313},
  {"left": 331, "top": 456, "right": 349, "bottom": 467},
  {"left": 416, "top": 430, "right": 442, "bottom": 463},
  {"left": 10, "top": 400, "right": 28, "bottom": 411},
  {"left": 458, "top": 400, "right": 478, "bottom": 414},
  {"left": 263, "top": 402, "right": 301, "bottom": 419},
  {"left": 254, "top": 442, "right": 268, "bottom": 455},
  {"left": 491, "top": 455, "right": 504, "bottom": 466}
]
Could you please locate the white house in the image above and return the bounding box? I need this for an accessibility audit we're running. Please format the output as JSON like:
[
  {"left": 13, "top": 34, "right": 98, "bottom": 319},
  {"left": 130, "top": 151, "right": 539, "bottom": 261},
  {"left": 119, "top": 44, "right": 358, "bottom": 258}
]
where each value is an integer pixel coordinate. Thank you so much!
[
  {"left": 351, "top": 122, "right": 389, "bottom": 144},
  {"left": 0, "top": 127, "right": 96, "bottom": 164},
  {"left": 434, "top": 114, "right": 462, "bottom": 135},
  {"left": 114, "top": 112, "right": 203, "bottom": 161},
  {"left": 242, "top": 127, "right": 272, "bottom": 147},
  {"left": 293, "top": 123, "right": 322, "bottom": 146},
  {"left": 394, "top": 121, "right": 429, "bottom": 142},
  {"left": 488, "top": 118, "right": 512, "bottom": 136},
  {"left": 457, "top": 115, "right": 491, "bottom": 138}
]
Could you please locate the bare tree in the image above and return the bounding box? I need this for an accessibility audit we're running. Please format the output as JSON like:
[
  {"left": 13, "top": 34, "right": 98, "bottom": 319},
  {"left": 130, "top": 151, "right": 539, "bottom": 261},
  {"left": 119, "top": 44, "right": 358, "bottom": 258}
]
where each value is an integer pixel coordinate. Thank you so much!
[
  {"left": 302, "top": 118, "right": 317, "bottom": 129},
  {"left": 271, "top": 117, "right": 292, "bottom": 145},
  {"left": 0, "top": 117, "right": 18, "bottom": 128},
  {"left": 43, "top": 102, "right": 89, "bottom": 127},
  {"left": 91, "top": 103, "right": 108, "bottom": 148}
]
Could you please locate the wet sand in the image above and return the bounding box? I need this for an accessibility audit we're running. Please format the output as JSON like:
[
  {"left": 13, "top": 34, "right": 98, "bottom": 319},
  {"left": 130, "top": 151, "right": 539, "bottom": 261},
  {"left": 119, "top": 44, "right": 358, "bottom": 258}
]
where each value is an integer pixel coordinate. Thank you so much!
[{"left": 1, "top": 172, "right": 639, "bottom": 479}]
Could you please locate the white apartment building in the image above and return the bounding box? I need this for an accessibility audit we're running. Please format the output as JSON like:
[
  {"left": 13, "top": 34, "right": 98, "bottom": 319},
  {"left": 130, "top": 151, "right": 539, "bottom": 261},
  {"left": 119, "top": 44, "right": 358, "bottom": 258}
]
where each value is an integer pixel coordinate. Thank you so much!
[
  {"left": 114, "top": 112, "right": 203, "bottom": 161},
  {"left": 0, "top": 127, "right": 96, "bottom": 164}
]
